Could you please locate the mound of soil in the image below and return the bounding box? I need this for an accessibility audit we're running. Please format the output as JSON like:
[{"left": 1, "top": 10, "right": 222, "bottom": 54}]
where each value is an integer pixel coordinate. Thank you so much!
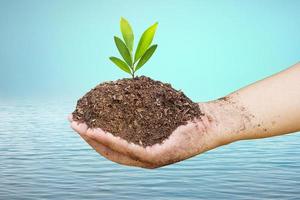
[{"left": 72, "top": 76, "right": 202, "bottom": 147}]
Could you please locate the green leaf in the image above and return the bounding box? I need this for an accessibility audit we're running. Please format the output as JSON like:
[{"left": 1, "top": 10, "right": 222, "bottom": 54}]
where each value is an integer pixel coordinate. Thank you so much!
[
  {"left": 135, "top": 45, "right": 157, "bottom": 71},
  {"left": 134, "top": 22, "right": 158, "bottom": 62},
  {"left": 120, "top": 17, "right": 134, "bottom": 52},
  {"left": 114, "top": 36, "right": 132, "bottom": 66},
  {"left": 109, "top": 57, "right": 132, "bottom": 74}
]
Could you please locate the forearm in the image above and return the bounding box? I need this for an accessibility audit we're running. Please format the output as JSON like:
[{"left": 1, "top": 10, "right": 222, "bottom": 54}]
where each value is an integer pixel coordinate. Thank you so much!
[{"left": 222, "top": 62, "right": 300, "bottom": 141}]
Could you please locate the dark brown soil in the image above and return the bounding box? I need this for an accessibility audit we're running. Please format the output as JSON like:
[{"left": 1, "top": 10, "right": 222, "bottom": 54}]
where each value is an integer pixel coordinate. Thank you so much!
[{"left": 72, "top": 76, "right": 203, "bottom": 147}]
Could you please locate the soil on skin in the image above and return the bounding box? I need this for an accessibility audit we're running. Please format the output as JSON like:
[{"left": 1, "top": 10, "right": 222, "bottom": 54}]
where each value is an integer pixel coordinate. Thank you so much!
[{"left": 72, "top": 76, "right": 203, "bottom": 147}]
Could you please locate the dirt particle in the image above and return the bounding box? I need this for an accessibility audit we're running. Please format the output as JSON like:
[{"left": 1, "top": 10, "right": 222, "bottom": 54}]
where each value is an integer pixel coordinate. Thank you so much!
[{"left": 218, "top": 96, "right": 230, "bottom": 102}]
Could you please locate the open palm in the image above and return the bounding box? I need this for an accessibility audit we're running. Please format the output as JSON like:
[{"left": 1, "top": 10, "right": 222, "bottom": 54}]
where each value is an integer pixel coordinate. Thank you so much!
[{"left": 69, "top": 104, "right": 227, "bottom": 169}]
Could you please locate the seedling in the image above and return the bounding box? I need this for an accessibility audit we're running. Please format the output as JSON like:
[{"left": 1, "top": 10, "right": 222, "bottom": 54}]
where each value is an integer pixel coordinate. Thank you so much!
[{"left": 109, "top": 17, "right": 158, "bottom": 78}]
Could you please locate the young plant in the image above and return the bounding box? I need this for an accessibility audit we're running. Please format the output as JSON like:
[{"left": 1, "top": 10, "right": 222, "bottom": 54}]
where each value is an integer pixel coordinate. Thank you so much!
[{"left": 109, "top": 17, "right": 158, "bottom": 78}]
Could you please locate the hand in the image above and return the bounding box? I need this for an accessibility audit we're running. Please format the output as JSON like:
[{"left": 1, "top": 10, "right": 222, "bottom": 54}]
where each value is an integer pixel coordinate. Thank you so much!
[
  {"left": 69, "top": 100, "right": 243, "bottom": 169},
  {"left": 69, "top": 62, "right": 300, "bottom": 168}
]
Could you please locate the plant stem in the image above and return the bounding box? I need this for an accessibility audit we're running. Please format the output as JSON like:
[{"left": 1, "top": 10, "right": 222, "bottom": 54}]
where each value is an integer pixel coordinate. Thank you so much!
[
  {"left": 130, "top": 52, "right": 135, "bottom": 78},
  {"left": 132, "top": 69, "right": 135, "bottom": 78},
  {"left": 131, "top": 63, "right": 135, "bottom": 78}
]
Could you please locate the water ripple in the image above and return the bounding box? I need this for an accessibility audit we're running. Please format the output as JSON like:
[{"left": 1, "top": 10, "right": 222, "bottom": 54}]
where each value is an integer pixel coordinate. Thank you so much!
[{"left": 0, "top": 98, "right": 299, "bottom": 199}]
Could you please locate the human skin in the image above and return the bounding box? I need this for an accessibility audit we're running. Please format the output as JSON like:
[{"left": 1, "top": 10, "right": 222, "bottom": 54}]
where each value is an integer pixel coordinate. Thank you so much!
[{"left": 69, "top": 62, "right": 300, "bottom": 169}]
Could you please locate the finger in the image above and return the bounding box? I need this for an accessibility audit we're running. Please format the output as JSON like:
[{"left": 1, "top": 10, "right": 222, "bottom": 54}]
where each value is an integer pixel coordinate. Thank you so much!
[
  {"left": 68, "top": 114, "right": 73, "bottom": 122},
  {"left": 70, "top": 121, "right": 185, "bottom": 165},
  {"left": 71, "top": 121, "right": 156, "bottom": 168},
  {"left": 71, "top": 121, "right": 88, "bottom": 135},
  {"left": 80, "top": 134, "right": 155, "bottom": 169},
  {"left": 86, "top": 128, "right": 156, "bottom": 163}
]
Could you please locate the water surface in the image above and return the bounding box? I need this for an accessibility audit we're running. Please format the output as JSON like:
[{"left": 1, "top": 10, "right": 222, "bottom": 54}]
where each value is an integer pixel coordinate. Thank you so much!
[{"left": 0, "top": 98, "right": 299, "bottom": 199}]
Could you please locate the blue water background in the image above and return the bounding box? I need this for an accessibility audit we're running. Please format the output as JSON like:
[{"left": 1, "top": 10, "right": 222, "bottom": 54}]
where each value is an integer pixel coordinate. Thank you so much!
[
  {"left": 1, "top": 98, "right": 300, "bottom": 199},
  {"left": 1, "top": 0, "right": 300, "bottom": 199}
]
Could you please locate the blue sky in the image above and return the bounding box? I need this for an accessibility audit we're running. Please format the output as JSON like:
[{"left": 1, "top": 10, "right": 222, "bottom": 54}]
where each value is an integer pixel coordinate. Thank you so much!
[{"left": 0, "top": 0, "right": 299, "bottom": 101}]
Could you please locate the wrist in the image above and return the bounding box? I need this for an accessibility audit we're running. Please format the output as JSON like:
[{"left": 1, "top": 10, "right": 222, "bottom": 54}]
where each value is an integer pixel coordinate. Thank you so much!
[{"left": 198, "top": 95, "right": 253, "bottom": 146}]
